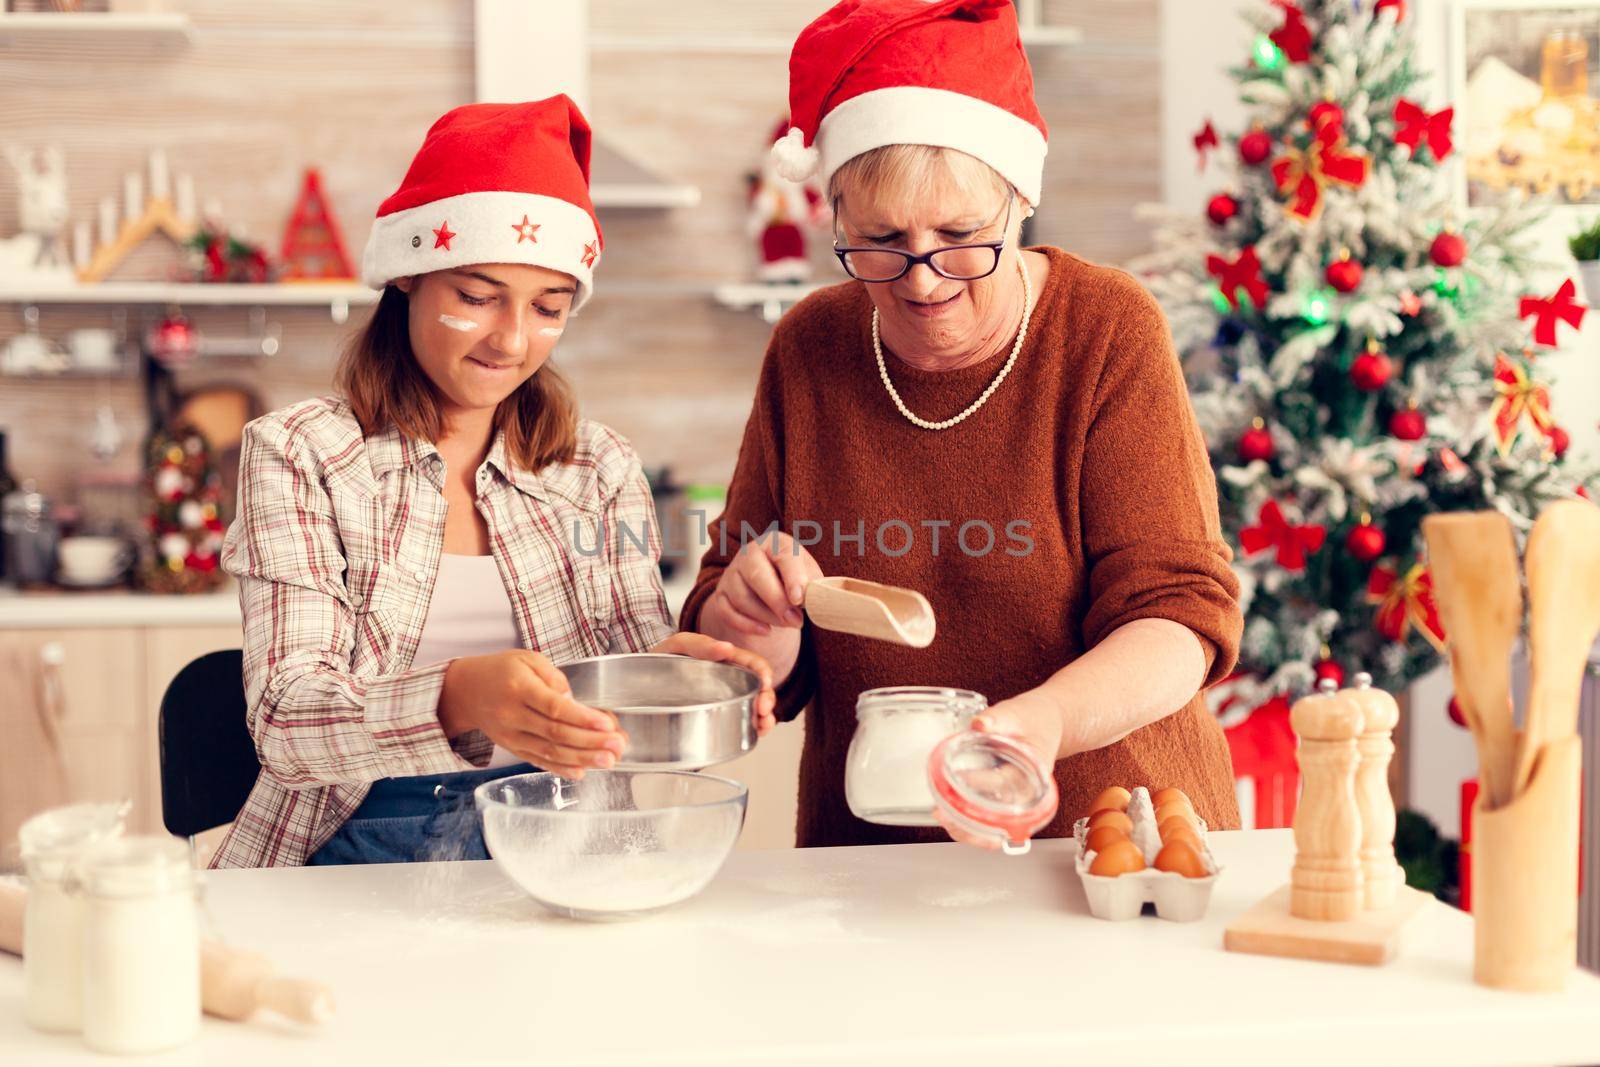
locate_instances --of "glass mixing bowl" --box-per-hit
[475,770,747,921]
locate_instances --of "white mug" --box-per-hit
[65,329,120,371]
[57,536,131,585]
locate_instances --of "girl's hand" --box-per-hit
[934,691,1063,851]
[437,650,625,779]
[651,632,779,737]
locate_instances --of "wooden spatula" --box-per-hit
[1422,511,1522,809]
[804,577,936,648]
[1512,499,1600,798]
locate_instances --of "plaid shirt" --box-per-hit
[209,397,673,868]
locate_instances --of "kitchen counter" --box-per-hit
[3,830,1599,1066]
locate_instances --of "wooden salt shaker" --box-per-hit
[1350,672,1404,911]
[1290,680,1365,922]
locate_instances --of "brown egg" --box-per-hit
[1154,839,1210,879]
[1087,809,1134,836]
[1087,785,1131,818]
[1155,802,1197,829]
[1089,838,1147,877]
[1151,787,1191,810]
[1158,815,1197,841]
[1085,825,1129,854]
[1160,823,1204,851]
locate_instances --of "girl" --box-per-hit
[211,97,774,868]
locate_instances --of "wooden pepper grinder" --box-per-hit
[1290,680,1365,922]
[1350,672,1404,911]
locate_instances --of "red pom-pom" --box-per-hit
[1429,231,1467,267]
[1389,406,1427,441]
[1325,255,1363,293]
[1239,129,1274,166]
[1350,347,1394,392]
[1447,696,1467,729]
[1238,421,1275,463]
[1345,521,1386,562]
[1548,425,1571,458]
[1207,193,1239,226]
[1314,658,1346,688]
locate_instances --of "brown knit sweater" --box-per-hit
[681,247,1244,846]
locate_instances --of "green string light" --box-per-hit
[1209,285,1233,314]
[1303,287,1334,325]
[1253,35,1286,71]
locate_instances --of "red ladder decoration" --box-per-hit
[280,168,355,280]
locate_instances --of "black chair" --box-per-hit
[158,649,260,845]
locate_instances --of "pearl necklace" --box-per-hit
[872,251,1034,431]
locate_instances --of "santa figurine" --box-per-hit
[746,117,830,282]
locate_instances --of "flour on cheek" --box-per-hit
[438,314,481,332]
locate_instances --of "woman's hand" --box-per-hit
[698,532,823,683]
[934,690,1064,852]
[437,650,625,779]
[651,632,778,737]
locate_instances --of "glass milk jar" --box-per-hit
[80,836,202,1055]
[845,687,986,826]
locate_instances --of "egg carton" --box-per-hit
[1072,786,1222,922]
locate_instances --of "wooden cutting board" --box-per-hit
[1223,884,1430,966]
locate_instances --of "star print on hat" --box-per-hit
[361,95,604,309]
[772,0,1049,206]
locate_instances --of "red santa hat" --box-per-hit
[771,0,1048,206]
[361,96,604,309]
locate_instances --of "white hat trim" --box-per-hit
[361,190,601,311]
[815,86,1047,206]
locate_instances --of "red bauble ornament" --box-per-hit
[1325,254,1363,293]
[1345,520,1386,563]
[1548,424,1571,458]
[1375,0,1406,23]
[1429,230,1467,267]
[1207,193,1240,226]
[1308,100,1345,134]
[1447,696,1467,729]
[1238,419,1275,463]
[1389,405,1427,441]
[1313,658,1346,688]
[1350,344,1394,392]
[1239,128,1273,166]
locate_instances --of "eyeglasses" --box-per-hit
[833,199,1013,283]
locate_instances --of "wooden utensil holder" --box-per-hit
[1473,733,1582,992]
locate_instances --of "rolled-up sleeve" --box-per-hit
[222,417,480,788]
[1077,288,1242,687]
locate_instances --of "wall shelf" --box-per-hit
[0,11,194,50]
[0,281,377,323]
[712,281,827,323]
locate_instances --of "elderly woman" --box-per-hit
[681,0,1244,848]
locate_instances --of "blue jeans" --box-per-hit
[307,763,535,866]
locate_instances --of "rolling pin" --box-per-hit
[1,881,333,1025]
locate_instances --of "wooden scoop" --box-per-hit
[1512,499,1600,798]
[1422,512,1522,809]
[803,577,936,648]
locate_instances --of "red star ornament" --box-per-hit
[511,215,540,244]
[1239,499,1326,571]
[581,241,600,269]
[1519,278,1588,347]
[432,221,456,250]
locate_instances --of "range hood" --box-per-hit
[473,0,700,209]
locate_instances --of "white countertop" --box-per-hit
[3,830,1598,1066]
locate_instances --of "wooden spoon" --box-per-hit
[803,577,936,648]
[1422,511,1522,809]
[1512,499,1600,798]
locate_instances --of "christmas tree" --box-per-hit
[1136,0,1599,708]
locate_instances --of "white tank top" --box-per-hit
[410,553,525,769]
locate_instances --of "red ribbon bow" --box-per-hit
[1519,278,1588,347]
[1489,352,1554,454]
[1269,1,1313,62]
[1239,500,1326,571]
[1366,563,1446,651]
[1207,245,1269,312]
[1271,114,1369,221]
[1392,98,1454,162]
[1193,119,1219,171]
